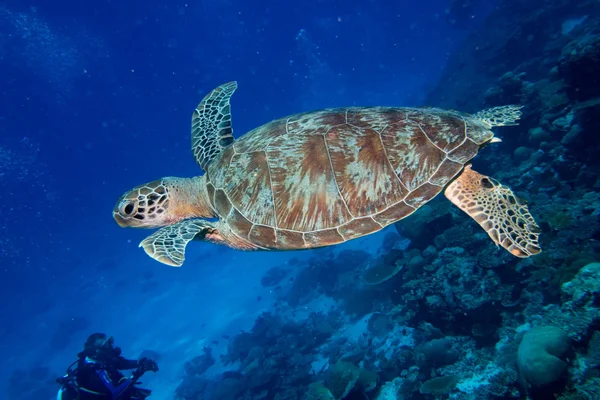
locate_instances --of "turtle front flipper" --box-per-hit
[444,165,541,258]
[139,219,220,266]
[191,81,238,171]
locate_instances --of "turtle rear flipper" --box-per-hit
[140,219,220,266]
[474,105,523,127]
[191,81,238,170]
[444,165,541,258]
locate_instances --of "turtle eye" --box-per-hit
[121,201,135,215]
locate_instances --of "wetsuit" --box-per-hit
[75,354,139,400]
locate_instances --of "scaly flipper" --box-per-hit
[474,105,523,127]
[191,81,237,170]
[444,165,541,258]
[139,219,220,266]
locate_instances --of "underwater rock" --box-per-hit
[422,245,437,260]
[561,262,600,302]
[303,382,335,400]
[535,78,570,118]
[394,202,453,251]
[208,310,342,399]
[287,250,371,306]
[325,361,361,399]
[560,123,583,145]
[211,377,245,400]
[551,112,574,133]
[528,127,551,144]
[434,224,478,252]
[366,313,394,337]
[453,362,519,398]
[362,261,403,285]
[416,338,460,368]
[484,368,519,397]
[407,254,425,272]
[175,376,209,400]
[517,326,571,388]
[374,377,403,400]
[559,35,600,102]
[583,331,600,370]
[324,360,377,399]
[184,347,215,376]
[513,146,533,163]
[535,261,600,341]
[484,71,537,107]
[419,375,460,395]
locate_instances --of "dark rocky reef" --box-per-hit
[559,35,600,103]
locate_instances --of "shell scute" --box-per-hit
[346,107,405,132]
[381,120,446,191]
[404,182,443,209]
[304,229,345,247]
[248,224,277,248]
[206,181,215,199]
[448,138,479,164]
[338,217,382,241]
[326,124,407,217]
[429,159,464,186]
[287,110,346,136]
[234,119,287,153]
[275,229,305,249]
[406,109,466,152]
[207,145,234,188]
[372,201,416,227]
[226,207,253,239]
[266,133,352,232]
[223,151,275,226]
[214,188,232,217]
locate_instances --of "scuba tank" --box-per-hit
[56,360,80,400]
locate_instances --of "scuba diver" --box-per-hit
[56,333,159,400]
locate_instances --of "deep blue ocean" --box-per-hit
[2,0,599,399]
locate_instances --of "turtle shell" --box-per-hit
[205,107,489,250]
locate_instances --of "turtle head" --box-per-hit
[113,177,198,228]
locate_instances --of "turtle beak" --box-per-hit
[490,137,502,143]
[113,212,128,227]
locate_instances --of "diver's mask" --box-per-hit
[95,336,122,361]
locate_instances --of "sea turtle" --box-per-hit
[113,82,541,266]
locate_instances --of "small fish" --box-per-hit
[211,340,219,345]
[257,296,262,301]
[222,335,230,339]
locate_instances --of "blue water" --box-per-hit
[4,0,598,399]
